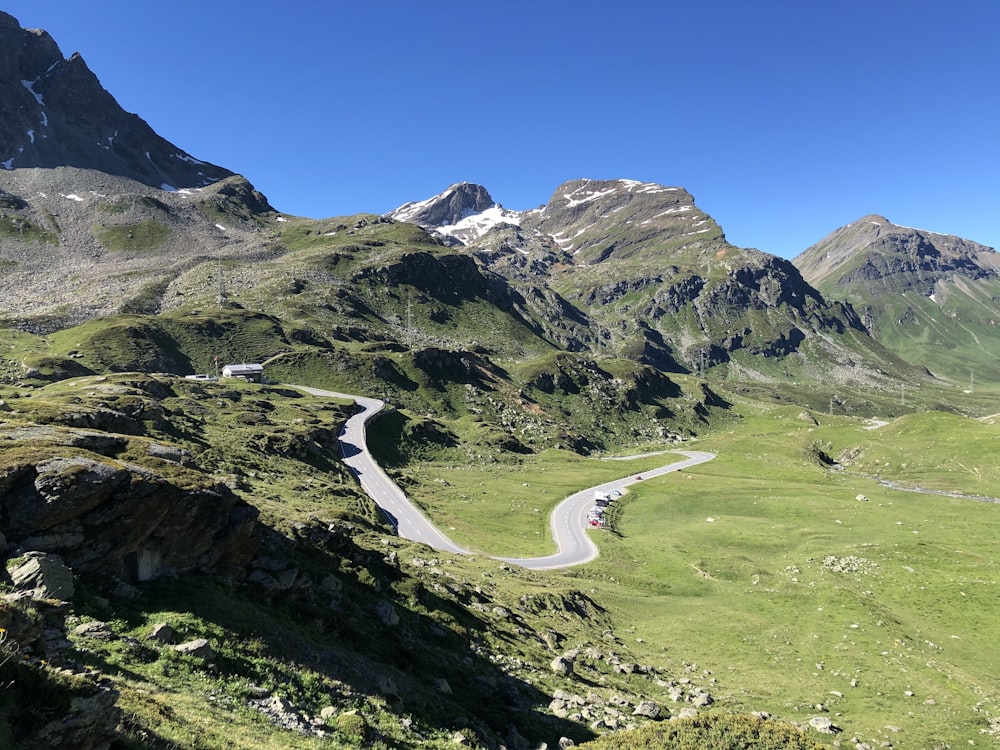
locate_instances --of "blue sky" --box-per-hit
[5,1,999,258]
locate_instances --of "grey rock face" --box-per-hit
[0,11,233,189]
[8,551,74,600]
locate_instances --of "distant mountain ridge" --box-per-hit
[385,178,913,387]
[794,214,998,293]
[0,7,950,394]
[794,215,1000,380]
[0,11,232,189]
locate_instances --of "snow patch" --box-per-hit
[564,186,618,207]
[276,216,288,222]
[160,183,178,192]
[62,194,84,202]
[215,224,227,232]
[639,205,693,225]
[1,158,14,170]
[21,79,44,106]
[173,153,205,165]
[40,111,48,127]
[618,179,679,194]
[27,130,35,144]
[434,204,521,243]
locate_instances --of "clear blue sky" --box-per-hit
[5,1,999,258]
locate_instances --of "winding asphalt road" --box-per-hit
[294,385,715,570]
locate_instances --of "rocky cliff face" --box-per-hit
[0,11,232,189]
[795,214,999,294]
[388,178,888,382]
[793,215,1000,380]
[0,427,259,584]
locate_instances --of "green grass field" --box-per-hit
[393,404,1000,747]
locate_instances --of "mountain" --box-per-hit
[388,179,917,390]
[387,182,521,245]
[794,214,1000,381]
[0,11,232,189]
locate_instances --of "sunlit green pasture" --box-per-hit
[574,409,1000,748]
[395,449,685,557]
[398,405,1000,747]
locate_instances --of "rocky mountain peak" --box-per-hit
[0,11,233,190]
[795,214,999,293]
[389,182,496,226]
[387,182,521,245]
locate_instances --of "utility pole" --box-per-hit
[217,254,226,306]
[406,293,413,350]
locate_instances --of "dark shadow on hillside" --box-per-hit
[82,521,599,748]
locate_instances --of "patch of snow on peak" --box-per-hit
[27,130,35,144]
[160,184,178,192]
[435,204,520,243]
[564,185,618,207]
[215,224,227,232]
[1,158,14,170]
[618,179,678,194]
[391,190,449,224]
[62,194,84,202]
[21,79,44,106]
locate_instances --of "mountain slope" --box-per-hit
[794,214,1000,381]
[0,11,232,189]
[390,179,920,393]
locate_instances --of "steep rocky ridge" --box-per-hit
[390,179,916,391]
[794,215,1000,380]
[0,11,232,189]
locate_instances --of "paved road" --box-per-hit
[293,385,715,569]
[295,385,468,555]
[497,450,716,570]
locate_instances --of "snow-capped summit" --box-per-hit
[387,182,520,245]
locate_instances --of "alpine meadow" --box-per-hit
[0,10,998,750]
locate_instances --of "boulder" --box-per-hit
[551,655,574,676]
[0,444,258,583]
[9,552,74,600]
[633,700,661,719]
[174,638,215,660]
[808,716,840,734]
[146,622,174,644]
[73,620,116,640]
[375,600,400,626]
[27,677,121,750]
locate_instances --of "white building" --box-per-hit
[221,363,264,383]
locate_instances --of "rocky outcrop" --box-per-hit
[389,182,497,228]
[1,438,258,583]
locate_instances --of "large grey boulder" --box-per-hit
[9,551,74,600]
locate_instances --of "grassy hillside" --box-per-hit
[385,400,1000,748]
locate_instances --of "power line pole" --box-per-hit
[217,254,226,305]
[406,293,413,349]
